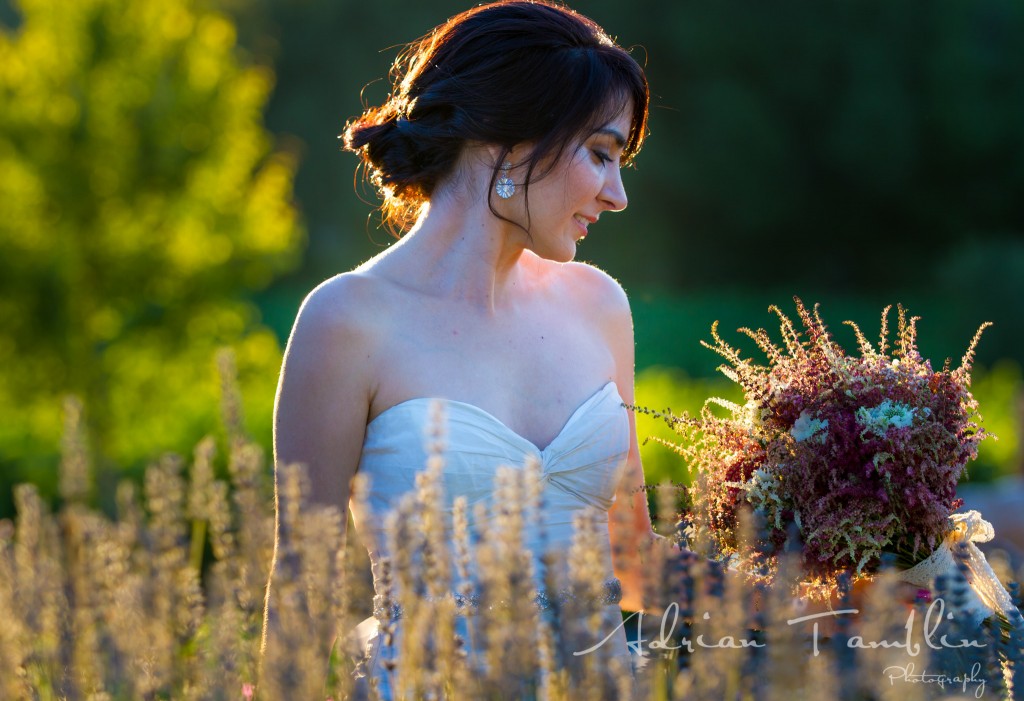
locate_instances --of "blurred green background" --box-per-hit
[1,0,1022,519]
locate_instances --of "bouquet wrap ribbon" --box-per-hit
[896,510,1023,629]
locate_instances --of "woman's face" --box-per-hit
[515,106,632,263]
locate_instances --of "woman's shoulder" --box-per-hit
[555,261,631,317]
[539,261,634,356]
[290,271,396,349]
[298,272,375,323]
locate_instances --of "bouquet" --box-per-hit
[655,298,1022,628]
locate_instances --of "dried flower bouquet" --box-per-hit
[649,299,1022,630]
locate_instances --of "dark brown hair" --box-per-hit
[343,0,649,232]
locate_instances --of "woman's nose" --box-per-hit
[601,168,628,212]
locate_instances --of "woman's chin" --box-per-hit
[549,251,577,264]
[532,241,578,264]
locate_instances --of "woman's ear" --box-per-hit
[486,143,534,170]
[484,145,515,175]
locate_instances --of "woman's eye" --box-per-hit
[592,150,613,164]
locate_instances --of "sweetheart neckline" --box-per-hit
[365,381,622,454]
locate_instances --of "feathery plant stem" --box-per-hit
[0,346,1019,698]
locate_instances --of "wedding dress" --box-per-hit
[349,381,635,698]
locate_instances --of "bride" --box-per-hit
[261,1,657,697]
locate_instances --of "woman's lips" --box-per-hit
[574,214,596,238]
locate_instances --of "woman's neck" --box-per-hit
[372,189,536,315]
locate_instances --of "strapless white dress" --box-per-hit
[349,381,634,698]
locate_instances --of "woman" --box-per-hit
[262,1,657,697]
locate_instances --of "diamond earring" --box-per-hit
[495,161,515,199]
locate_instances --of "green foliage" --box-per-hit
[574,0,1024,292]
[634,366,741,489]
[0,0,302,513]
[971,360,1023,483]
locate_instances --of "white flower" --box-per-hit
[791,411,829,443]
[736,467,786,530]
[738,400,764,428]
[856,400,916,437]
[769,377,792,400]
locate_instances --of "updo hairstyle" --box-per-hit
[342,0,649,232]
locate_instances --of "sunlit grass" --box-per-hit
[0,354,1021,699]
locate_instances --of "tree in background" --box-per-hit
[0,0,303,512]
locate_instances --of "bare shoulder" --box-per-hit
[274,271,393,492]
[282,271,394,402]
[291,271,385,339]
[557,261,632,325]
[555,262,635,389]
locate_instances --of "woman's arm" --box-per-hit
[258,274,379,693]
[608,440,657,613]
[585,268,657,613]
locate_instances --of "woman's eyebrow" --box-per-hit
[595,128,627,147]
